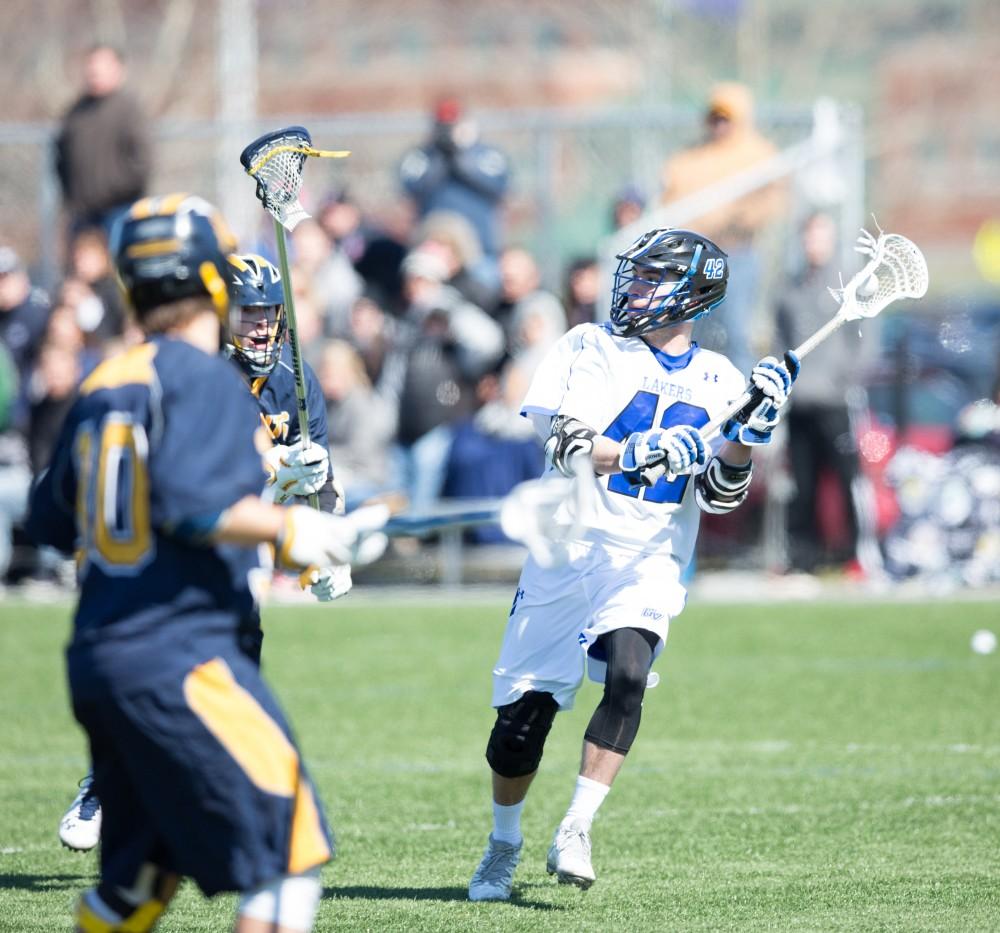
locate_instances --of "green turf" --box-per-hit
[1,595,998,932]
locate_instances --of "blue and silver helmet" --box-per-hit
[610,227,728,337]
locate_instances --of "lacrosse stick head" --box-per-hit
[499,454,593,568]
[239,126,350,231]
[346,503,391,566]
[500,476,573,568]
[836,230,929,322]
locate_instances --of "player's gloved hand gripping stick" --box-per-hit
[705,227,929,445]
[240,126,350,509]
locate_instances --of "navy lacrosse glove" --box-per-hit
[722,351,800,446]
[620,424,707,487]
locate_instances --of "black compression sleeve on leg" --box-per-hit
[584,627,659,754]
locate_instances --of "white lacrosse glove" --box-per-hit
[263,441,330,503]
[331,476,347,515]
[300,563,353,602]
[276,504,389,572]
[619,424,707,487]
[723,352,800,446]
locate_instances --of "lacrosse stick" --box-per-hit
[382,454,595,569]
[240,126,350,509]
[701,228,929,443]
[499,452,593,567]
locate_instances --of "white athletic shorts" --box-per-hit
[492,538,688,711]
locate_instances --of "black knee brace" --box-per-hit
[486,691,558,778]
[584,627,659,755]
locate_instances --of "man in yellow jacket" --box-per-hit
[660,83,786,376]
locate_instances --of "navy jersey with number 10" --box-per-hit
[27,337,267,695]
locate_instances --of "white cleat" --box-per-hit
[469,834,522,902]
[546,819,596,889]
[59,775,102,852]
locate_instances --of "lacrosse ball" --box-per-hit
[971,629,997,655]
[857,274,879,298]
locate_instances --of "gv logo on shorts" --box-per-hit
[641,608,663,622]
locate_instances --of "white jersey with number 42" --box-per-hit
[521,322,746,568]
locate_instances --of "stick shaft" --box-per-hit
[793,312,848,360]
[701,309,852,442]
[273,218,320,509]
[385,506,501,537]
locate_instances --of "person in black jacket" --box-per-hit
[54,44,152,240]
[381,246,505,513]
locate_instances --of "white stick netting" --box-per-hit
[246,133,312,231]
[839,230,930,320]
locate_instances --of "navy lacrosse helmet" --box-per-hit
[111,193,237,322]
[226,253,287,377]
[610,227,729,337]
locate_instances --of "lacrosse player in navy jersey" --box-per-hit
[225,253,352,658]
[28,194,387,933]
[56,253,348,852]
[469,227,799,901]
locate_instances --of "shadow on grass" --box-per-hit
[0,872,90,892]
[324,883,564,910]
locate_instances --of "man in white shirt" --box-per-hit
[468,227,799,901]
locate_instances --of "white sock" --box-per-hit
[563,775,610,830]
[492,800,524,845]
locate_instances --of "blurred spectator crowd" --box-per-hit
[1,61,998,590]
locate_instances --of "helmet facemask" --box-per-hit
[611,261,693,337]
[229,302,286,376]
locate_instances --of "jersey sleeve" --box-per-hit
[520,325,613,439]
[24,408,80,553]
[150,358,265,531]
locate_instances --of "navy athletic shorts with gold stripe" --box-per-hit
[72,648,333,896]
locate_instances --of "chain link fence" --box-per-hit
[0,102,852,290]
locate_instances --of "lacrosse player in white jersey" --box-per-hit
[469,227,800,901]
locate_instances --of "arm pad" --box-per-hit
[695,456,753,514]
[543,415,596,477]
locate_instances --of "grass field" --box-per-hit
[1,593,998,932]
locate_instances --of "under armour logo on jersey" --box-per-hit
[260,411,290,442]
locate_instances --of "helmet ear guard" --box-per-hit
[610,228,728,337]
